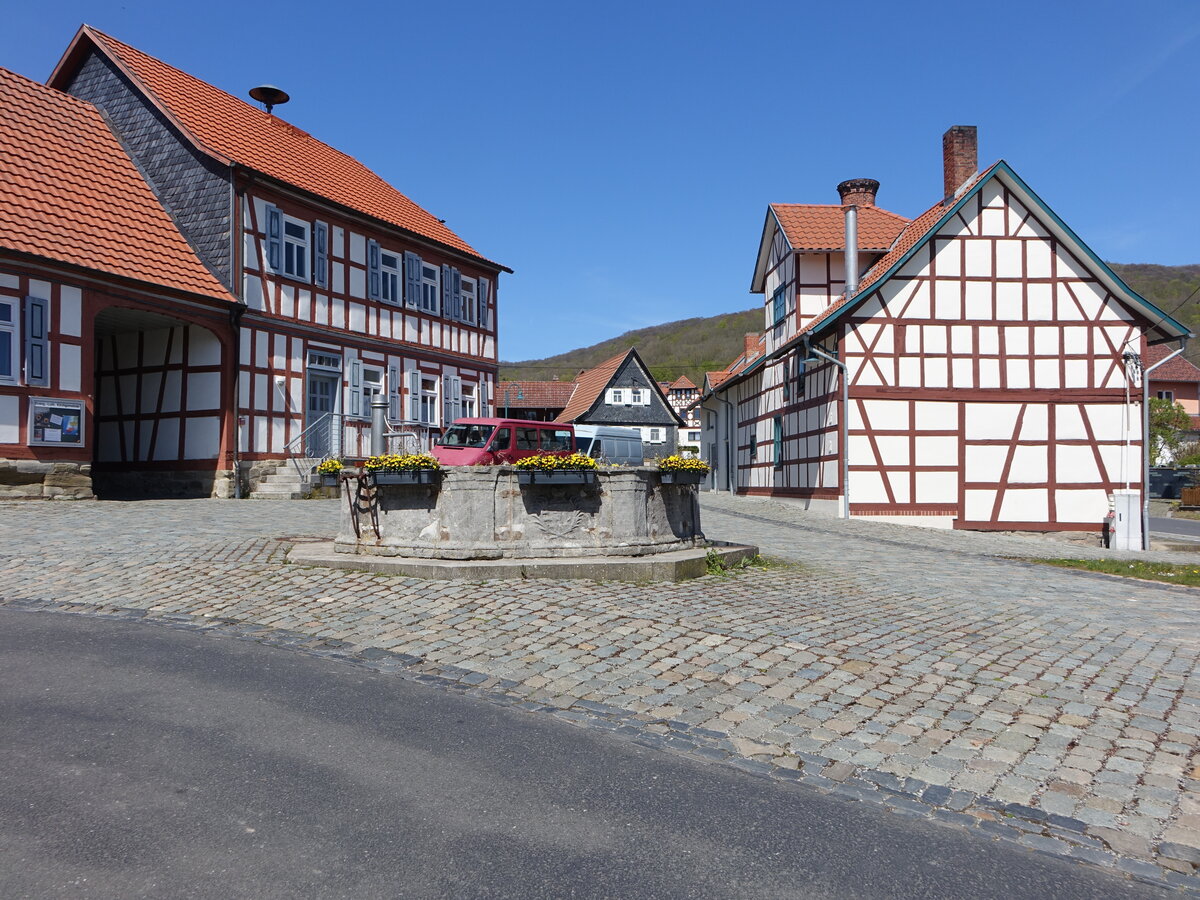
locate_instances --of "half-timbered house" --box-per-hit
[700,126,1189,538]
[0,26,508,498]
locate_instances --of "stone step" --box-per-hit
[248,492,307,500]
[261,471,312,485]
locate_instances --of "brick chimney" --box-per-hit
[942,125,977,202]
[836,178,879,207]
[744,333,761,358]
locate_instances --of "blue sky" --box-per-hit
[5,1,1199,362]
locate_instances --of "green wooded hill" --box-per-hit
[500,308,763,387]
[499,264,1200,386]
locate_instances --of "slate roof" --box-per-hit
[772,203,908,252]
[1146,344,1200,382]
[556,350,630,423]
[0,66,232,300]
[53,26,500,268]
[495,380,576,409]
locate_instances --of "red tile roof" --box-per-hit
[772,203,908,252]
[556,350,630,423]
[1146,344,1200,382]
[669,375,697,390]
[804,167,996,336]
[64,27,497,266]
[0,66,232,300]
[495,380,577,409]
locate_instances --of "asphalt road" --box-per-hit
[1150,515,1200,540]
[0,609,1166,900]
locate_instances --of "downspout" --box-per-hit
[806,335,850,519]
[1141,339,1188,550]
[230,177,246,499]
[715,392,736,494]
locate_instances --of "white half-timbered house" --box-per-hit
[700,126,1189,539]
[0,26,508,499]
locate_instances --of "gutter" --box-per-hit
[1141,339,1188,550]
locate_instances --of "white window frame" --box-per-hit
[380,251,401,305]
[1157,390,1176,402]
[0,297,17,384]
[462,382,477,418]
[307,349,342,373]
[421,264,440,314]
[648,427,662,443]
[459,275,477,324]
[630,388,643,404]
[363,366,385,408]
[282,215,310,281]
[610,389,624,405]
[420,375,439,426]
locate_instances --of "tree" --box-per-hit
[1149,397,1192,465]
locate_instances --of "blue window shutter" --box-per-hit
[388,365,400,421]
[782,357,790,401]
[408,369,420,421]
[404,252,421,308]
[479,278,491,329]
[24,295,49,387]
[367,240,381,300]
[313,222,328,288]
[441,265,452,318]
[451,268,463,321]
[349,358,363,418]
[266,205,282,271]
[443,374,453,425]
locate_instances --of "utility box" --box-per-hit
[1110,489,1142,551]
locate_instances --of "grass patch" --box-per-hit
[1025,558,1200,587]
[704,550,787,577]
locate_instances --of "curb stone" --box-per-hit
[1,594,1195,894]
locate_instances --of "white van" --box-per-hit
[573,425,644,465]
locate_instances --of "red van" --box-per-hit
[432,418,576,466]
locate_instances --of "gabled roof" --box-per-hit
[555,348,684,425]
[669,375,697,390]
[556,350,630,423]
[0,66,232,301]
[1146,344,1200,382]
[50,26,505,270]
[495,380,577,409]
[803,162,1190,344]
[752,203,909,292]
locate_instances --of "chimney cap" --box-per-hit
[837,178,880,206]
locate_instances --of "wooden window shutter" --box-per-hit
[453,376,463,422]
[23,296,49,387]
[367,240,381,300]
[479,278,491,329]
[451,269,463,321]
[441,265,452,318]
[388,365,400,421]
[266,205,283,271]
[443,374,453,425]
[407,369,420,422]
[404,252,421,308]
[348,358,363,418]
[313,222,329,288]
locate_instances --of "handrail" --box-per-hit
[283,412,344,476]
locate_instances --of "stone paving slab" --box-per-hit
[0,496,1197,890]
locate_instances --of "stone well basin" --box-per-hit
[336,466,703,560]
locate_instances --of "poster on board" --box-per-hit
[29,398,85,447]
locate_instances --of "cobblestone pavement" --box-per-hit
[1,496,1198,891]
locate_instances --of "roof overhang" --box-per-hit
[806,161,1191,346]
[750,207,789,294]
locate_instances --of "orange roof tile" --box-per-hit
[772,203,908,252]
[556,350,631,423]
[0,67,232,300]
[804,167,996,335]
[68,27,497,267]
[496,380,577,409]
[669,375,697,390]
[1146,343,1200,382]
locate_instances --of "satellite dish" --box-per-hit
[249,85,290,114]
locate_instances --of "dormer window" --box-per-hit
[283,216,309,280]
[630,388,642,404]
[610,389,624,404]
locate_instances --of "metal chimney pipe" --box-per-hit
[844,204,859,298]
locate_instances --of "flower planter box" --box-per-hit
[370,470,440,486]
[517,470,597,486]
[660,471,705,485]
[320,473,341,487]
